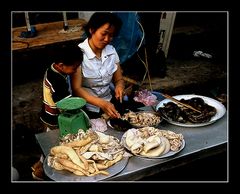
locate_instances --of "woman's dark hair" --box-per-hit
[53,45,83,66]
[84,12,122,38]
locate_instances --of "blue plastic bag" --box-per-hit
[112,12,144,64]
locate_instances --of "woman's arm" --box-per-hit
[113,63,125,103]
[71,66,101,105]
[71,66,120,118]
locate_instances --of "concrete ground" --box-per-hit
[12,18,228,181]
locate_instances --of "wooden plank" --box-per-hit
[12,19,87,51]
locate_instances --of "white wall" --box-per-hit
[78,12,94,21]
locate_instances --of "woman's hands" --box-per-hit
[99,99,121,119]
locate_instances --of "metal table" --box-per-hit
[35,111,228,182]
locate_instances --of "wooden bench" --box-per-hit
[12,19,87,52]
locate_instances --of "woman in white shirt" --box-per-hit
[71,12,124,119]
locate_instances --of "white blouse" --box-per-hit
[78,38,120,112]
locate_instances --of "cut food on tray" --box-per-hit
[156,94,226,127]
[121,127,185,158]
[44,129,129,181]
[121,110,162,128]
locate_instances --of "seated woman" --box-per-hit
[71,12,125,119]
